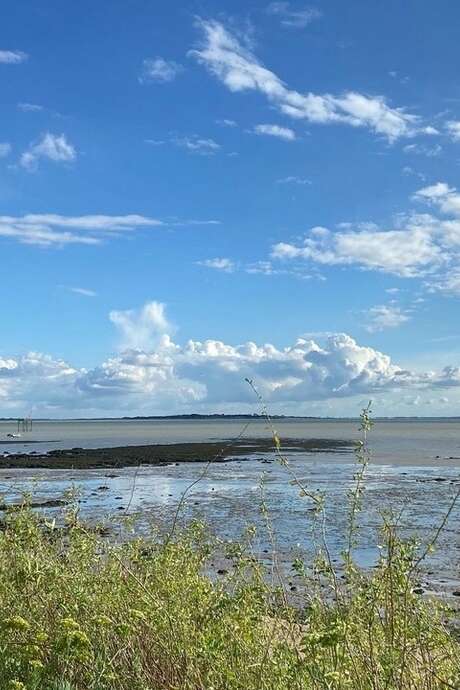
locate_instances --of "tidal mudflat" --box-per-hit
[1,448,459,602]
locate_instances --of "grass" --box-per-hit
[0,407,459,689]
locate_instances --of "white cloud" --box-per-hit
[173,135,221,154]
[266,2,322,28]
[1,303,460,416]
[109,301,173,351]
[0,213,163,247]
[139,57,183,83]
[253,123,296,140]
[198,257,235,272]
[146,134,221,154]
[413,181,460,217]
[276,175,311,185]
[0,50,27,64]
[191,20,426,142]
[402,166,426,182]
[364,304,410,332]
[403,142,442,157]
[20,132,76,171]
[425,270,460,297]
[67,287,98,297]
[270,183,460,287]
[271,224,441,278]
[0,143,11,158]
[446,120,460,142]
[216,118,237,127]
[18,102,44,112]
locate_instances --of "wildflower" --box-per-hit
[3,616,30,632]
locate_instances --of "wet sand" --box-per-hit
[0,437,354,469]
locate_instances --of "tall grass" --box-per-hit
[0,407,459,689]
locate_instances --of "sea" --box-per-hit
[1,417,460,464]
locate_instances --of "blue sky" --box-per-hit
[1,0,460,417]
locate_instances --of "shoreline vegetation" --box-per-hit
[0,438,353,468]
[1,409,460,688]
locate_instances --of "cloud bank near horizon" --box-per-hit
[0,302,458,418]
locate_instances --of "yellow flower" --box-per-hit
[3,616,30,632]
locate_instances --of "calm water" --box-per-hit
[1,417,460,465]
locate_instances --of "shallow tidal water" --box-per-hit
[0,451,459,598]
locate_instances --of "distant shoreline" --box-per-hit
[1,415,460,422]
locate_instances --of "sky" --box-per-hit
[1,0,460,418]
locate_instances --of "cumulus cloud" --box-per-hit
[364,305,410,332]
[139,57,183,83]
[1,304,460,416]
[270,183,460,288]
[413,182,460,216]
[191,20,425,142]
[0,213,163,247]
[198,257,235,272]
[109,301,173,351]
[266,2,322,28]
[271,224,441,278]
[0,50,27,64]
[253,124,296,140]
[20,132,76,171]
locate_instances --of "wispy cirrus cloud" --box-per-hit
[173,135,221,154]
[266,2,322,28]
[403,142,442,157]
[17,102,44,112]
[0,214,163,247]
[253,123,296,140]
[0,49,28,64]
[191,20,429,142]
[146,134,221,155]
[20,132,76,171]
[276,175,311,185]
[216,118,237,127]
[66,287,98,298]
[139,57,184,83]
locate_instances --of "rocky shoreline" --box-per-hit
[0,437,354,469]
